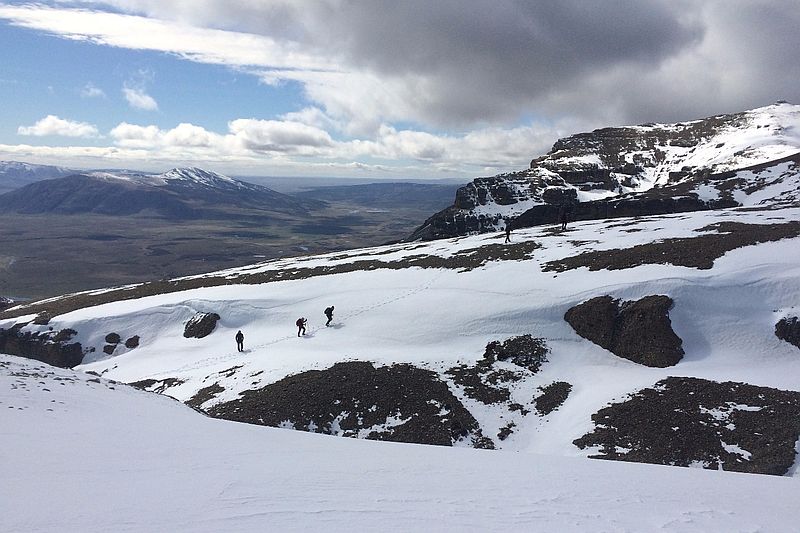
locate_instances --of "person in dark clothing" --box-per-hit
[296,317,307,336]
[504,222,512,243]
[558,203,569,231]
[324,306,335,326]
[235,330,244,352]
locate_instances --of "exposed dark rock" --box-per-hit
[102,344,116,355]
[129,377,185,394]
[33,312,51,325]
[0,323,83,368]
[186,383,225,408]
[124,335,140,349]
[446,363,514,404]
[105,332,121,344]
[183,312,221,339]
[573,377,800,475]
[545,221,800,272]
[484,334,550,372]
[0,297,14,311]
[497,422,516,441]
[52,328,77,343]
[446,335,543,405]
[534,382,573,415]
[208,361,492,448]
[564,295,684,367]
[775,316,800,350]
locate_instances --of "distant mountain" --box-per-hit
[296,182,461,211]
[0,167,323,219]
[410,102,800,240]
[0,161,75,194]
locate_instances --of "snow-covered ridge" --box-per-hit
[87,166,257,190]
[414,102,800,239]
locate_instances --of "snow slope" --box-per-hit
[4,203,800,461]
[3,353,799,533]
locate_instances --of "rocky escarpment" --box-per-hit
[564,295,684,367]
[574,377,800,475]
[408,103,800,241]
[207,361,494,448]
[0,324,84,368]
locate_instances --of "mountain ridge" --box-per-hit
[409,102,800,240]
[0,167,322,219]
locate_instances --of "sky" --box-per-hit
[0,1,798,180]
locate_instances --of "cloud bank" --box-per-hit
[1,0,798,176]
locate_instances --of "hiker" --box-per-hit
[235,330,244,352]
[324,306,335,327]
[558,203,569,231]
[504,221,512,243]
[296,317,307,337]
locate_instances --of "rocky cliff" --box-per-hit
[409,102,800,240]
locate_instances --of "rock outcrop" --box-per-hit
[574,377,800,475]
[208,361,493,448]
[183,312,221,339]
[408,103,800,241]
[0,324,84,368]
[564,295,684,367]
[775,316,800,350]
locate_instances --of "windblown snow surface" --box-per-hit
[3,202,800,530]
[3,354,800,532]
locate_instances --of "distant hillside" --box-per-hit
[0,167,322,219]
[0,161,75,194]
[296,182,461,211]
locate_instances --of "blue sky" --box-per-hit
[0,1,797,179]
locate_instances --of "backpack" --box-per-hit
[325,307,333,316]
[296,318,305,327]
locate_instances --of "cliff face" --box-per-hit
[409,102,800,240]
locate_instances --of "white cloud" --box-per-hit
[17,115,100,138]
[228,119,334,153]
[80,82,105,98]
[109,122,162,147]
[123,86,158,111]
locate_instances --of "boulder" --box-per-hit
[565,295,684,367]
[124,335,140,349]
[104,332,121,344]
[775,316,800,350]
[183,312,221,339]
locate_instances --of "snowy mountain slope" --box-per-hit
[3,202,800,472]
[410,102,800,239]
[0,160,74,194]
[3,353,800,533]
[0,167,321,218]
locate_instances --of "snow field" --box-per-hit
[3,354,800,533]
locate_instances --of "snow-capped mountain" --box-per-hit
[0,160,74,194]
[0,167,322,218]
[410,102,800,240]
